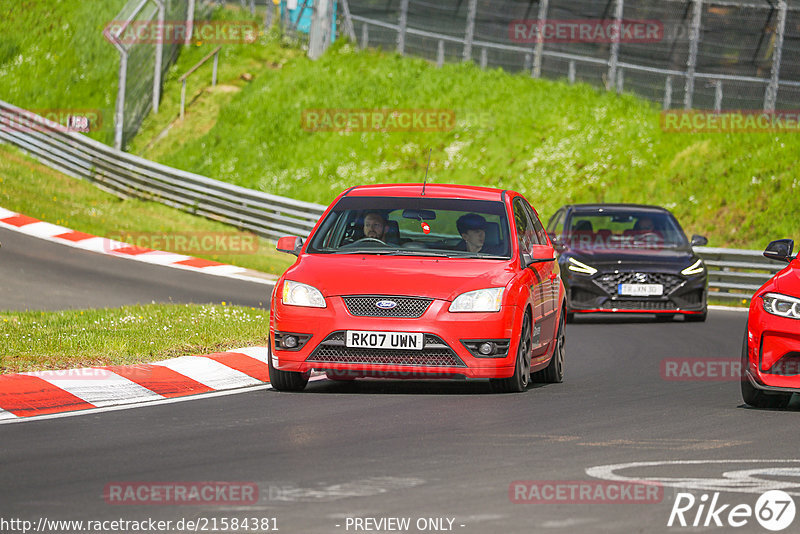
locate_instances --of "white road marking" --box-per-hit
[230,347,270,363]
[587,459,800,496]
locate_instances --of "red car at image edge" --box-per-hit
[268,184,566,393]
[742,239,800,408]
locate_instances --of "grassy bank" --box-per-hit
[0,144,294,275]
[0,303,268,374]
[132,34,799,250]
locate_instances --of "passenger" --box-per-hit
[455,213,503,254]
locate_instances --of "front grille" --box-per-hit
[594,272,684,295]
[601,299,675,311]
[307,332,465,367]
[343,296,433,318]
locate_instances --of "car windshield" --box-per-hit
[307,196,512,258]
[564,210,688,249]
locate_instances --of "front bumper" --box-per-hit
[745,301,800,392]
[564,269,707,315]
[270,296,522,379]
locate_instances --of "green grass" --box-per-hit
[0,304,269,373]
[0,0,129,145]
[0,144,294,275]
[132,33,799,251]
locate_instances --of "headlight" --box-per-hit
[449,288,504,313]
[762,293,800,320]
[681,259,705,275]
[567,257,597,275]
[282,280,326,308]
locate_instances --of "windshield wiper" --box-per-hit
[385,250,454,257]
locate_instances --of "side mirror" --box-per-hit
[691,234,708,247]
[276,236,304,256]
[523,244,556,267]
[764,239,794,263]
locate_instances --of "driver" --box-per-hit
[634,216,655,231]
[363,212,388,242]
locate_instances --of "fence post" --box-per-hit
[616,67,624,94]
[212,50,219,86]
[361,22,369,48]
[249,0,255,16]
[764,0,787,112]
[463,0,478,62]
[186,0,195,44]
[397,0,409,54]
[339,0,357,42]
[437,40,445,67]
[532,0,549,78]
[114,51,128,150]
[607,0,624,91]
[663,75,673,110]
[684,0,702,109]
[152,0,165,114]
[714,81,722,112]
[480,47,488,68]
[568,60,575,84]
[180,79,187,120]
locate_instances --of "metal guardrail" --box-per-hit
[0,100,326,240]
[695,246,786,301]
[0,101,788,301]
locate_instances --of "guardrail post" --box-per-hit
[663,75,673,110]
[607,0,624,91]
[153,0,165,114]
[568,60,575,84]
[397,0,409,54]
[249,0,255,16]
[480,47,488,69]
[764,0,787,112]
[463,0,478,62]
[616,67,624,94]
[532,0,549,78]
[212,50,219,86]
[713,80,722,112]
[684,0,702,109]
[437,40,445,67]
[524,52,532,72]
[180,79,187,120]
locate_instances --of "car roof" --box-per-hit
[344,183,507,201]
[564,203,673,214]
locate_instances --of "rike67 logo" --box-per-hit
[668,490,796,531]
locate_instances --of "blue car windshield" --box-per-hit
[307,196,512,258]
[564,210,688,249]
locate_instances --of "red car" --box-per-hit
[268,184,566,393]
[741,239,800,408]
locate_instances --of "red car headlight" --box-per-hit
[449,288,504,313]
[282,280,327,308]
[762,292,800,320]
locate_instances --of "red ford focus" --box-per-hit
[741,239,800,408]
[268,184,566,393]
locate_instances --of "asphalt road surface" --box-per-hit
[0,228,273,311]
[4,307,800,533]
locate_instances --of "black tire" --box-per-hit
[268,338,309,392]
[740,330,791,408]
[490,312,532,393]
[533,311,565,384]
[655,314,674,322]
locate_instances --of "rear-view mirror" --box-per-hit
[277,236,304,256]
[764,239,794,263]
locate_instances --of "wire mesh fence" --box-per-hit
[345,0,800,112]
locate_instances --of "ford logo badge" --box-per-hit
[376,300,398,310]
